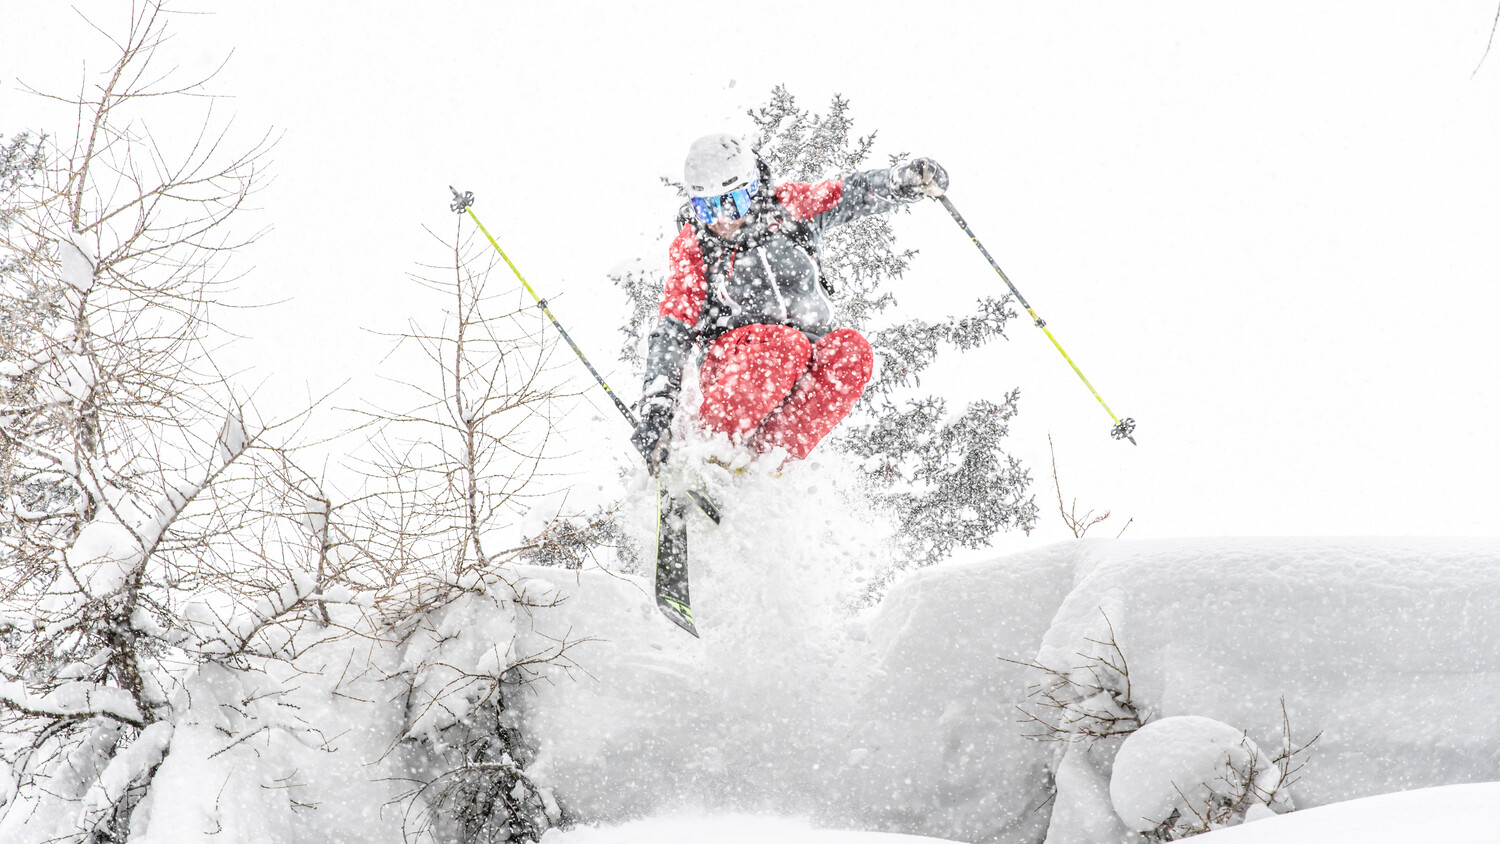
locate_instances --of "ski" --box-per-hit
[684,487,721,524]
[654,480,698,637]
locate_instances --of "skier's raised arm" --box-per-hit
[777,156,950,234]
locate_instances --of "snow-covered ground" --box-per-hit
[6,456,1498,842]
[541,782,1500,843]
[495,471,1500,843]
[544,813,965,843]
[1194,782,1500,843]
[5,427,1497,843]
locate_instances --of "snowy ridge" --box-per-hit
[508,534,1500,842]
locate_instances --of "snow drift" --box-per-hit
[536,782,1500,844]
[510,535,1500,843]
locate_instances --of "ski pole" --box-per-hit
[936,194,1137,445]
[449,187,722,522]
[450,187,637,426]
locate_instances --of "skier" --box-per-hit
[630,133,949,472]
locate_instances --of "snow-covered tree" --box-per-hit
[339,223,585,841]
[2,9,583,838]
[0,5,336,840]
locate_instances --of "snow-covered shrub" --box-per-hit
[384,573,576,844]
[1109,715,1295,839]
[380,558,578,844]
[337,227,592,843]
[1008,607,1146,844]
[393,580,571,842]
[1007,608,1142,745]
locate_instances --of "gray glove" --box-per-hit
[630,402,674,473]
[891,157,949,199]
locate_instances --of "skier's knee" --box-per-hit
[816,329,874,391]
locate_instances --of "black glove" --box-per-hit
[891,157,949,200]
[630,402,674,473]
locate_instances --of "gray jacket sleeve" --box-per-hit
[805,166,920,234]
[639,315,694,414]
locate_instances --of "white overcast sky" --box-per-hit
[5,2,1499,549]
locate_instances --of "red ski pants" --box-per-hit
[698,324,874,460]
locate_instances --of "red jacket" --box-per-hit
[640,166,913,411]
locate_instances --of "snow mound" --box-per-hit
[1195,781,1500,843]
[1110,715,1284,834]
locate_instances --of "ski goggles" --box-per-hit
[689,178,759,226]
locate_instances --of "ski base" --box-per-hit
[654,485,698,637]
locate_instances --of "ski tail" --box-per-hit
[654,480,698,637]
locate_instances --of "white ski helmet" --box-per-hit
[684,133,758,198]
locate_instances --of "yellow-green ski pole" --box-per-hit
[450,186,637,426]
[937,194,1136,445]
[448,187,722,523]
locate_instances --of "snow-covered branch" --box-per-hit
[0,680,145,728]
